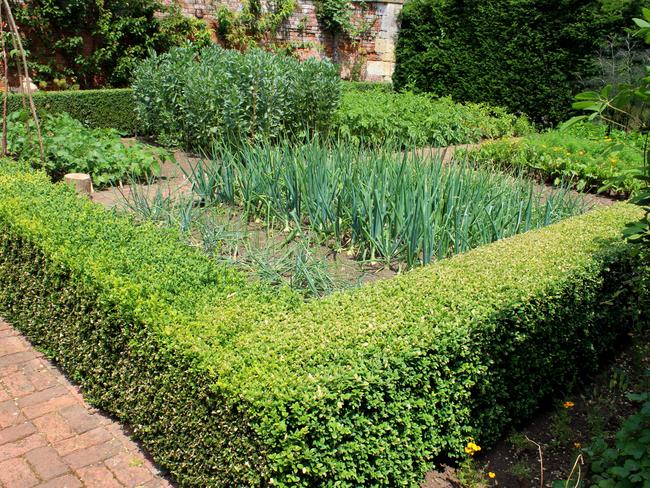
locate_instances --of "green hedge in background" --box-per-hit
[393,0,649,124]
[0,163,645,486]
[7,89,137,134]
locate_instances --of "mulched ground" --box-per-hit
[422,329,650,487]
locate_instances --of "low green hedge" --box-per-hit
[0,162,645,486]
[7,89,137,134]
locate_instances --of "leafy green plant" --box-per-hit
[464,122,644,194]
[132,45,341,150]
[7,112,164,187]
[586,393,650,486]
[0,163,643,486]
[334,89,533,147]
[11,0,212,88]
[187,139,587,267]
[508,461,534,482]
[215,0,296,50]
[565,8,650,249]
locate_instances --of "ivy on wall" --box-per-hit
[10,0,211,88]
[214,0,297,50]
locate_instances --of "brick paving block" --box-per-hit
[0,336,29,356]
[53,427,113,457]
[64,439,121,469]
[60,404,100,434]
[33,412,77,444]
[21,358,51,375]
[18,385,69,409]
[0,398,23,428]
[0,420,36,445]
[1,321,174,487]
[0,327,18,338]
[105,452,155,487]
[23,394,78,420]
[0,456,40,488]
[76,465,123,487]
[141,478,174,488]
[0,350,37,368]
[28,367,59,392]
[0,433,47,461]
[37,474,83,488]
[106,424,142,453]
[4,370,37,397]
[26,446,70,480]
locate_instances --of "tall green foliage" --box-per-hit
[132,45,341,150]
[393,0,649,124]
[11,0,212,88]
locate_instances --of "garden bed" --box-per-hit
[0,160,644,486]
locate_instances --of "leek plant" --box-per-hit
[186,140,588,267]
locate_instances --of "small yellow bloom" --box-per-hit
[574,442,581,449]
[488,471,496,479]
[464,441,482,456]
[563,401,575,409]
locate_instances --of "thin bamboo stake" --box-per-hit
[0,7,8,155]
[1,0,44,163]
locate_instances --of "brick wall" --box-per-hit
[163,0,402,81]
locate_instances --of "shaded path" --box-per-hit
[0,319,173,488]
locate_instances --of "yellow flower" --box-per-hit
[464,441,482,456]
[563,401,575,409]
[574,442,581,449]
[488,471,496,479]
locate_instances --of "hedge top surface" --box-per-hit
[0,163,638,399]
[197,202,639,392]
[0,166,298,332]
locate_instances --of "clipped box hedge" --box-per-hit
[7,89,137,134]
[0,163,645,486]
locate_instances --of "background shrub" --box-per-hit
[0,164,644,486]
[132,45,341,150]
[334,89,533,146]
[393,0,649,124]
[7,89,137,134]
[7,112,164,187]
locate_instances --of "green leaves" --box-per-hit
[6,111,163,188]
[0,164,644,486]
[334,88,533,147]
[587,394,650,486]
[132,46,341,151]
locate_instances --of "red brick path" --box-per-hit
[0,318,174,488]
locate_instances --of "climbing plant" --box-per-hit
[10,0,212,88]
[214,0,297,50]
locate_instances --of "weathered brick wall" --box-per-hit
[163,0,402,81]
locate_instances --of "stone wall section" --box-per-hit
[163,0,402,81]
